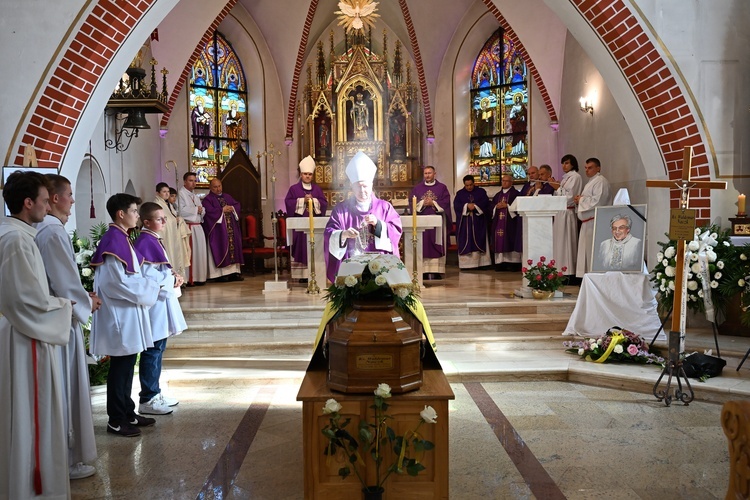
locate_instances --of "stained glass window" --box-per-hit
[469,28,529,186]
[188,32,248,185]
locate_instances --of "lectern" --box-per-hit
[509,195,567,298]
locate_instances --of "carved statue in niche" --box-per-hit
[389,113,406,159]
[347,88,371,140]
[315,116,331,160]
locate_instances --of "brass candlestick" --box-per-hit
[307,239,321,294]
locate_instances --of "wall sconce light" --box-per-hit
[579,95,594,114]
[105,56,169,152]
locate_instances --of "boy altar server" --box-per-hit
[134,202,187,415]
[90,194,160,437]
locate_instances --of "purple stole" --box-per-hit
[202,192,244,268]
[453,187,490,255]
[410,181,451,259]
[284,182,328,265]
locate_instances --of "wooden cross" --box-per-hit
[646,146,726,405]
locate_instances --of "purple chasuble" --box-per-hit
[491,188,519,254]
[91,224,142,274]
[284,181,328,265]
[134,230,171,267]
[453,187,490,255]
[202,191,244,268]
[409,181,451,259]
[324,196,403,282]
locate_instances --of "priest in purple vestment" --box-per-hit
[453,175,491,269]
[202,178,244,282]
[324,151,403,283]
[285,156,328,281]
[490,173,521,269]
[518,165,539,196]
[409,165,451,279]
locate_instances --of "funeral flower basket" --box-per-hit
[522,256,566,292]
[321,383,437,496]
[324,254,418,318]
[564,327,664,365]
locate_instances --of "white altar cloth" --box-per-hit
[563,272,666,341]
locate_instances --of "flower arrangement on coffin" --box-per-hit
[564,327,664,365]
[321,383,437,496]
[72,222,109,386]
[522,256,567,293]
[324,254,418,318]
[650,225,747,320]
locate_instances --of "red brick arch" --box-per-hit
[12,0,157,167]
[571,0,710,220]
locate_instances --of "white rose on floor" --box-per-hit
[374,275,387,286]
[344,275,358,287]
[81,267,92,277]
[665,266,675,277]
[665,247,676,259]
[614,345,624,354]
[323,398,342,414]
[687,280,699,291]
[374,383,392,398]
[420,405,438,424]
[688,241,700,251]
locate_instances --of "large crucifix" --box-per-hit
[646,146,726,406]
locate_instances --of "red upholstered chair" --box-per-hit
[242,212,290,276]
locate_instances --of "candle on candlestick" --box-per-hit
[411,196,417,238]
[308,198,315,242]
[739,194,746,215]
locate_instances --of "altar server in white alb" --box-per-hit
[0,171,73,499]
[575,157,611,277]
[90,193,161,438]
[35,174,102,481]
[178,171,208,286]
[550,154,583,277]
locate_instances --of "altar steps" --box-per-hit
[164,301,575,360]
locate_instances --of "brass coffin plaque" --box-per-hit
[356,354,394,370]
[669,209,696,240]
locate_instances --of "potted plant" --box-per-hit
[522,256,566,299]
[321,383,437,499]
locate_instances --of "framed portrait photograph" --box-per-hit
[591,204,647,273]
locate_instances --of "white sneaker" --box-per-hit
[138,396,173,415]
[69,462,96,480]
[157,393,179,407]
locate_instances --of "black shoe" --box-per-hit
[129,414,156,427]
[107,421,141,437]
[195,281,206,286]
[185,282,196,288]
[228,273,244,282]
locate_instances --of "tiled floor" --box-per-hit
[70,268,749,499]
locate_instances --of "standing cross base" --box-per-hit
[652,330,694,406]
[306,240,321,295]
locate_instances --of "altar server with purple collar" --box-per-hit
[134,202,187,416]
[90,193,160,438]
[285,155,328,281]
[324,151,403,283]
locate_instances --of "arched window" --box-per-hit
[188,31,248,185]
[469,28,529,186]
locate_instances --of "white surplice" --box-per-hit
[552,170,583,275]
[153,196,189,278]
[90,252,159,357]
[0,217,73,500]
[35,215,97,469]
[576,173,611,277]
[178,187,207,283]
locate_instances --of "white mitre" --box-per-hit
[299,155,316,174]
[345,151,377,184]
[613,187,631,206]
